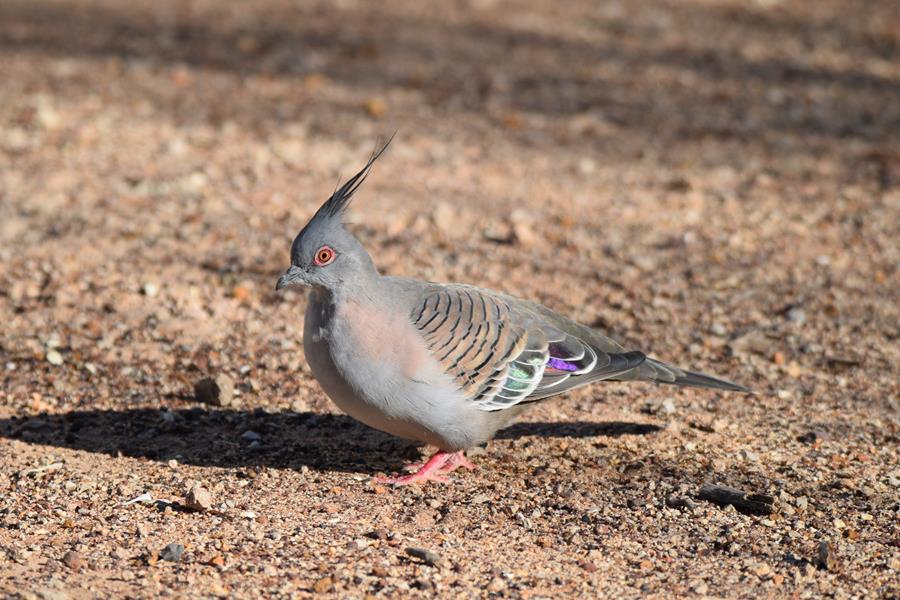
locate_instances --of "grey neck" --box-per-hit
[316,262,381,305]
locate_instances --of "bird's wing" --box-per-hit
[410,285,646,411]
[492,289,750,394]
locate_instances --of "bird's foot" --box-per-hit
[440,451,476,473]
[375,450,475,486]
[403,450,476,474]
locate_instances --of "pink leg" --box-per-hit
[440,451,476,473]
[375,450,476,486]
[402,450,477,474]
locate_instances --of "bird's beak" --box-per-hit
[275,265,305,290]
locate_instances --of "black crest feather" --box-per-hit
[316,134,394,220]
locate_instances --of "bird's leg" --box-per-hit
[375,450,474,485]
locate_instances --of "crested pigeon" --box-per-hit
[276,140,749,485]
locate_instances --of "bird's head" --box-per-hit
[275,138,391,294]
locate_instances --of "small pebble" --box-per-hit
[797,430,829,444]
[642,398,676,416]
[62,550,84,572]
[786,307,806,324]
[432,202,461,236]
[816,541,836,571]
[185,484,213,512]
[241,430,262,442]
[405,547,442,567]
[365,529,388,540]
[666,494,696,510]
[313,576,333,593]
[112,548,129,561]
[729,330,771,356]
[159,543,184,563]
[740,449,759,462]
[194,374,235,407]
[46,350,63,366]
[509,212,538,247]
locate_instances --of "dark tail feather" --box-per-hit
[619,357,751,393]
[665,367,751,393]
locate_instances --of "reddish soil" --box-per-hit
[1,0,898,597]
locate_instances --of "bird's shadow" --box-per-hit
[0,408,660,475]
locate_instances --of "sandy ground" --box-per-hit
[1,0,899,597]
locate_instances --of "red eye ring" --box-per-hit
[314,245,335,266]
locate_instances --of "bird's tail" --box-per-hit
[616,357,751,393]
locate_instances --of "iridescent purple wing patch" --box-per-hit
[547,357,579,371]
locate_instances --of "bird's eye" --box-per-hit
[314,245,336,266]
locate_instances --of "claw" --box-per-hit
[448,453,476,471]
[374,450,475,486]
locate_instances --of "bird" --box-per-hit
[276,139,750,485]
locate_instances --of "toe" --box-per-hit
[456,455,477,470]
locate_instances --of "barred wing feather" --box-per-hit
[410,285,646,411]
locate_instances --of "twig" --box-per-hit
[698,483,775,515]
[19,462,64,476]
[121,493,158,506]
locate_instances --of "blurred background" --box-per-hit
[0,0,898,595]
[1,0,897,413]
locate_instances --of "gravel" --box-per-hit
[1,0,898,597]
